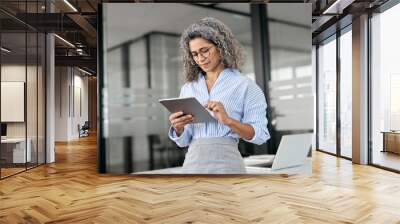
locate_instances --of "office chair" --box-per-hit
[79,121,90,138]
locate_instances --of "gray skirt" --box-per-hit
[180,137,246,174]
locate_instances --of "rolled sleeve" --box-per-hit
[241,81,270,145]
[168,125,192,147]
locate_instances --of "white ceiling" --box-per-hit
[105,3,252,49]
[104,3,311,53]
[267,3,311,26]
[215,3,250,14]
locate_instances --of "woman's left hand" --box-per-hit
[205,101,232,125]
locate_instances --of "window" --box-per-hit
[371,3,400,171]
[339,28,352,158]
[317,36,337,154]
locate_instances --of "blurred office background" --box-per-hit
[100,3,312,173]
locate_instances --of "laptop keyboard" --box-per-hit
[250,161,273,168]
[244,155,275,168]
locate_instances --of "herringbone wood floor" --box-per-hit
[1,134,400,224]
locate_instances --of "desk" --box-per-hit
[132,157,312,175]
[1,138,31,163]
[382,131,400,154]
[244,158,312,175]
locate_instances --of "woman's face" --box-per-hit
[189,37,221,73]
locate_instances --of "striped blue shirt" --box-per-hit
[169,68,270,147]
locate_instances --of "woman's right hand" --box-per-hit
[169,111,194,136]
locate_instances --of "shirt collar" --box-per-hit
[198,68,235,83]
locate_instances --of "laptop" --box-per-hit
[245,133,312,174]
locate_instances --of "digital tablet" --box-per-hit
[159,97,216,123]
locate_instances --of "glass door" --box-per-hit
[339,27,352,159]
[317,35,337,155]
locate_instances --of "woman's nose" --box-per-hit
[198,55,208,63]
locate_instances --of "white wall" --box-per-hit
[55,66,68,141]
[71,73,89,138]
[1,65,39,138]
[1,66,26,138]
[1,63,47,164]
[55,67,89,141]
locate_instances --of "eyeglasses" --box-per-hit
[191,46,214,62]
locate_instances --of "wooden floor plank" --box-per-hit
[0,134,400,223]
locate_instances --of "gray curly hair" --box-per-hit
[179,17,244,82]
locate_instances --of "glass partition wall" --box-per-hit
[0,31,27,177]
[0,3,46,179]
[105,33,186,172]
[267,4,313,153]
[316,25,352,159]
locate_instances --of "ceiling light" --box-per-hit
[1,47,11,53]
[323,0,354,15]
[54,34,75,48]
[76,48,85,55]
[63,0,78,12]
[323,0,342,14]
[78,67,93,76]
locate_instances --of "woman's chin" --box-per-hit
[201,66,213,72]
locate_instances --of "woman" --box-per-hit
[168,17,270,174]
